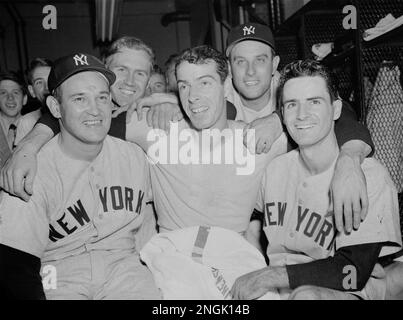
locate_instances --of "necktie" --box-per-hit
[7,123,17,150]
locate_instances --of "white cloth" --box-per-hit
[312,43,334,61]
[363,14,403,41]
[140,226,280,300]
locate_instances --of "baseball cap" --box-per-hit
[48,53,116,93]
[226,22,276,57]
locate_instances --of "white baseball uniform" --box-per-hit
[256,150,402,299]
[0,134,160,299]
[126,114,288,234]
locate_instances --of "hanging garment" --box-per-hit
[140,226,280,300]
[363,14,403,41]
[367,64,403,192]
[350,76,374,107]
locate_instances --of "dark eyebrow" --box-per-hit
[283,99,297,104]
[196,75,216,81]
[177,80,189,86]
[232,55,245,61]
[233,54,269,60]
[112,64,148,74]
[177,75,216,85]
[307,97,326,101]
[283,96,326,104]
[69,93,85,98]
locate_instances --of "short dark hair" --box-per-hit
[277,60,339,107]
[0,71,27,95]
[175,45,228,83]
[52,86,62,104]
[104,36,155,68]
[164,53,179,70]
[27,58,53,85]
[152,64,164,76]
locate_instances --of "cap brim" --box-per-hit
[226,37,275,57]
[52,67,116,93]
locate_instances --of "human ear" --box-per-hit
[47,96,62,119]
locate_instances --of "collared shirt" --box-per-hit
[0,112,20,151]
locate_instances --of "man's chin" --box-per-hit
[83,134,109,145]
[239,89,267,101]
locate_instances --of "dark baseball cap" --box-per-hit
[48,53,116,93]
[226,23,275,57]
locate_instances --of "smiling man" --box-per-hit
[0,37,176,202]
[105,37,154,111]
[14,58,53,146]
[0,72,27,165]
[124,45,288,236]
[0,53,160,300]
[226,23,375,236]
[231,60,402,300]
[27,58,53,108]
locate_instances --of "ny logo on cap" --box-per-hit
[73,54,88,66]
[243,26,255,36]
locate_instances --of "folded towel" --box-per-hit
[363,14,403,41]
[140,226,280,300]
[312,43,334,60]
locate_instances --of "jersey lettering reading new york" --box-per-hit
[262,201,337,252]
[49,186,145,242]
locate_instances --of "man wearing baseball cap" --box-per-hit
[225,22,375,237]
[0,53,160,300]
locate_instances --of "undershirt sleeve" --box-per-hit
[286,242,382,291]
[334,101,374,157]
